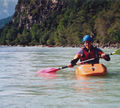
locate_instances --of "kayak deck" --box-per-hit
[76,64,107,76]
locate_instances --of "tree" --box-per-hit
[30,24,40,44]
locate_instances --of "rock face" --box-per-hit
[12,0,64,29]
[0,16,12,28]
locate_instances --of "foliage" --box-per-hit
[0,0,120,46]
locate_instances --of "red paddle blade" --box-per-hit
[37,67,59,74]
[37,68,59,79]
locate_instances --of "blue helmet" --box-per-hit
[82,35,93,43]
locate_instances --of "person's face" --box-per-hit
[84,41,92,49]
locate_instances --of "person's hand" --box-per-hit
[101,53,106,58]
[68,64,74,68]
[70,58,79,66]
[101,53,110,61]
[104,54,110,61]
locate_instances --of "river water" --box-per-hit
[0,46,120,108]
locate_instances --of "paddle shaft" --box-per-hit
[110,49,120,55]
[59,58,95,70]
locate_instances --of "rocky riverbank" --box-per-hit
[0,43,120,48]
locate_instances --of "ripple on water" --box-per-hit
[0,47,120,107]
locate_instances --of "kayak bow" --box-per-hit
[76,64,107,76]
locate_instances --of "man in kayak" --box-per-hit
[69,35,110,67]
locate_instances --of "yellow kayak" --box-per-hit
[76,64,107,76]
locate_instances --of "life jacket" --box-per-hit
[80,46,99,64]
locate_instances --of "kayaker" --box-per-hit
[69,35,110,67]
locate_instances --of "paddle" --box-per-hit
[37,49,120,74]
[110,49,120,55]
[37,58,95,74]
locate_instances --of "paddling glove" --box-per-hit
[71,58,79,66]
[104,54,110,61]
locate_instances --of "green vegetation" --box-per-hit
[0,0,120,46]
